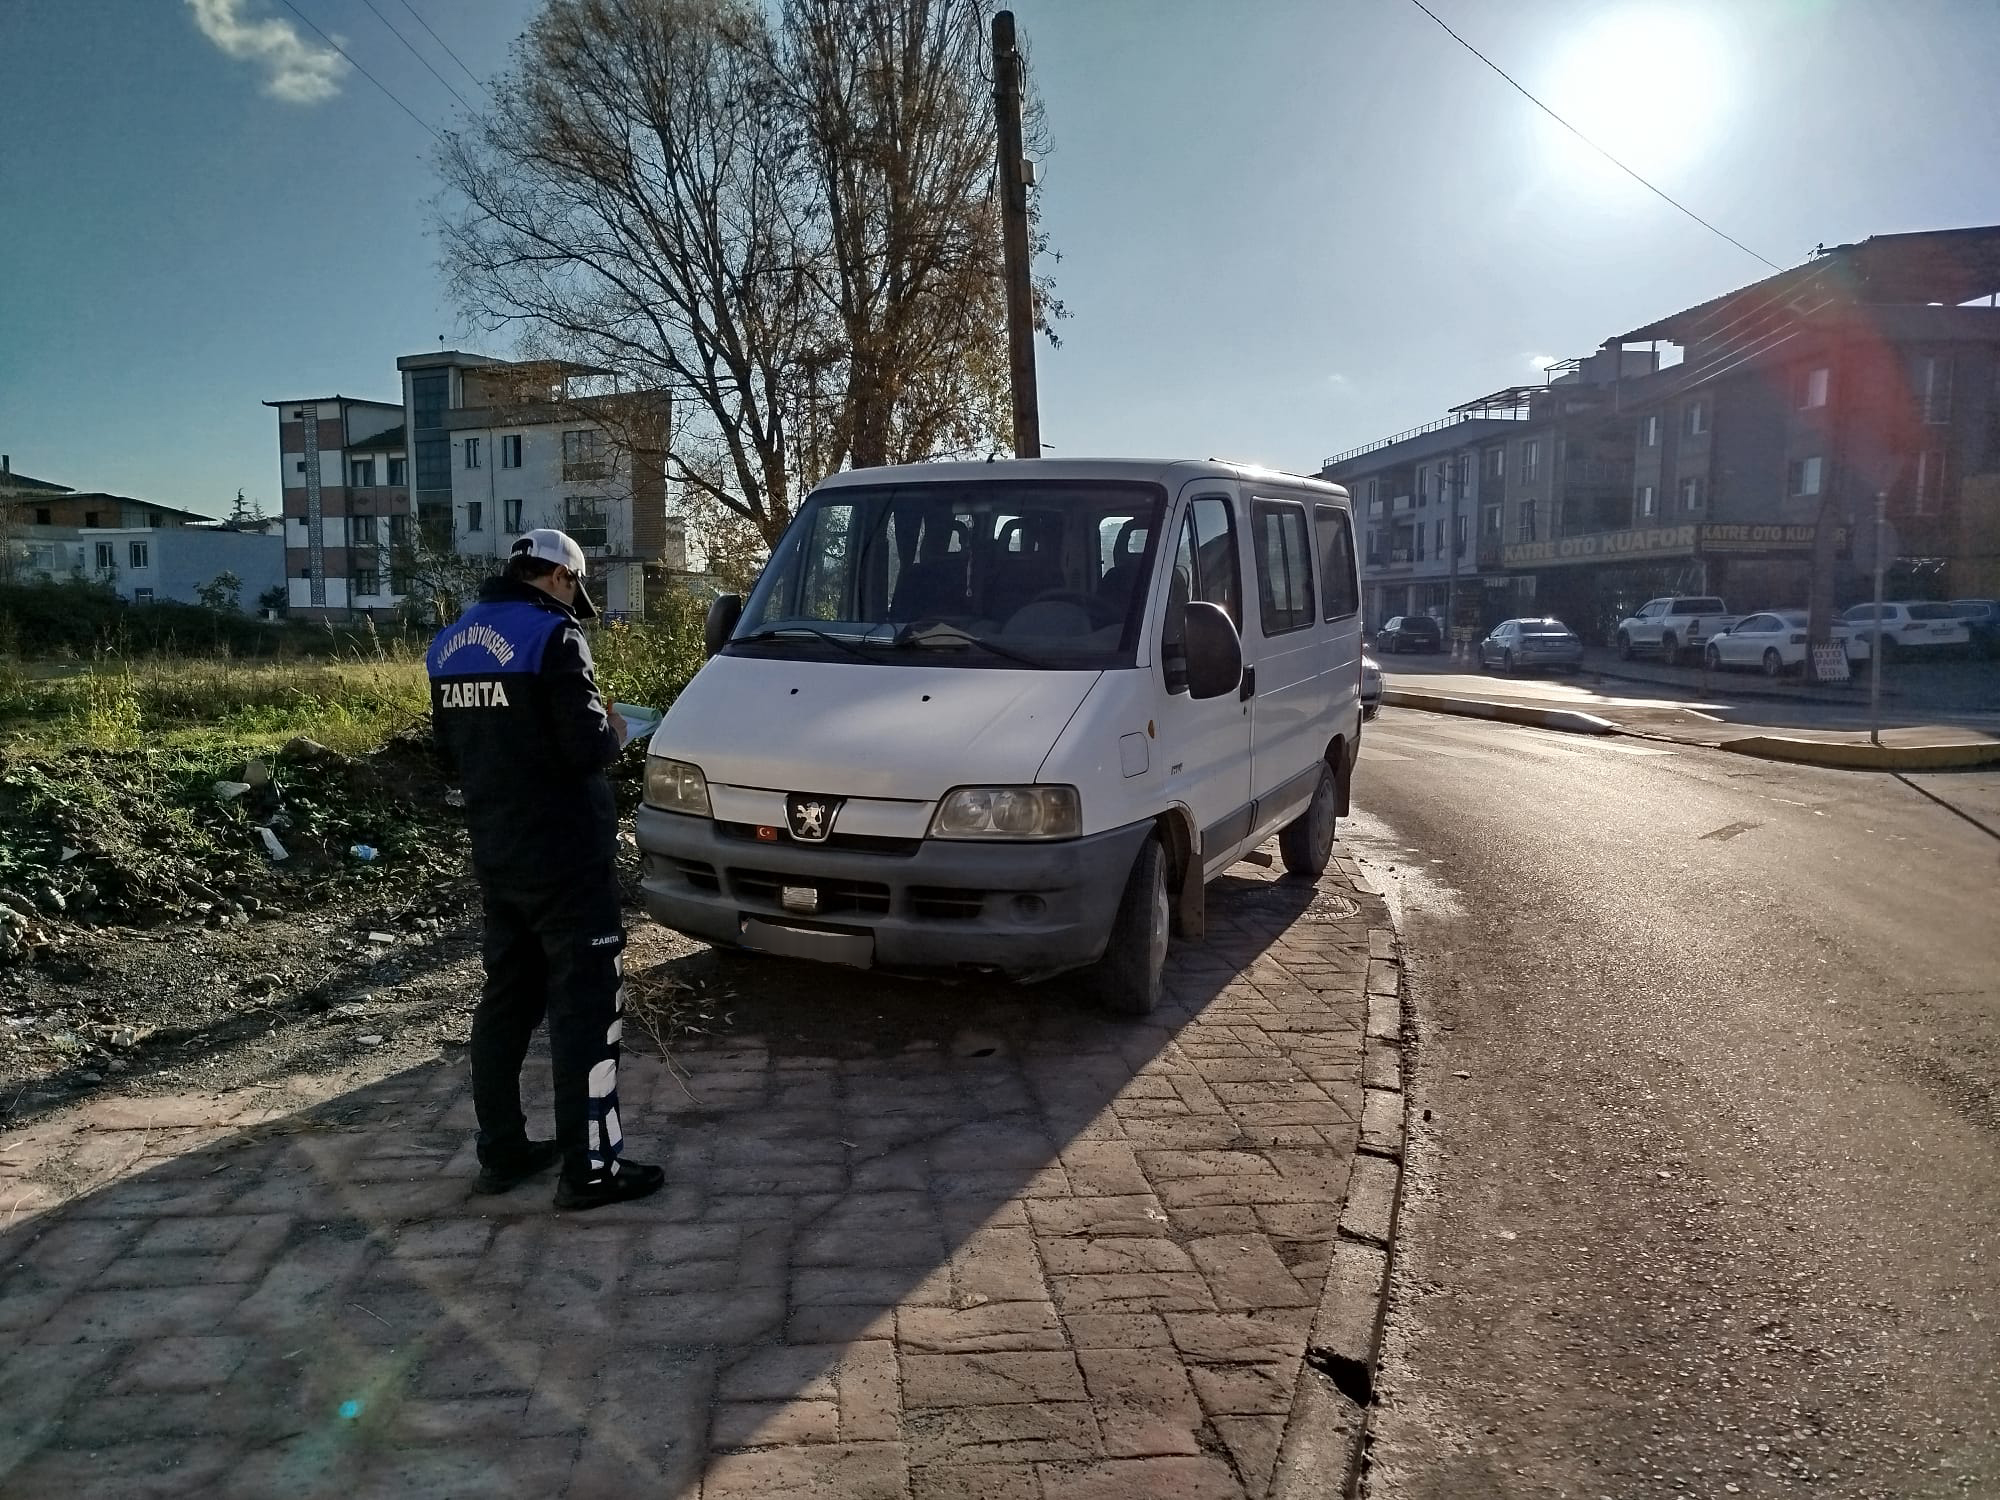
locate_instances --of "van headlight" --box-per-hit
[930,785,1081,841]
[644,757,711,817]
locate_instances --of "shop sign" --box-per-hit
[1502,524,1696,569]
[1697,523,1848,553]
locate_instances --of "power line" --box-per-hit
[396,0,488,96]
[277,0,443,142]
[1404,0,1782,272]
[357,0,482,115]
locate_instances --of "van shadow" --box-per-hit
[0,863,1364,1500]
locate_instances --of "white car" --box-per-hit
[1704,610,1869,676]
[1361,654,1382,719]
[1839,602,1970,657]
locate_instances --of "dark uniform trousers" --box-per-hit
[472,866,627,1181]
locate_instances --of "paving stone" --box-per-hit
[905,1403,1102,1466]
[1026,1196,1169,1239]
[718,1343,842,1402]
[699,1440,907,1498]
[911,1463,1042,1500]
[1039,1238,1195,1276]
[903,1350,1088,1408]
[1076,1349,1205,1458]
[1212,1413,1288,1494]
[1033,1455,1241,1500]
[1062,1311,1173,1349]
[898,1302,1067,1354]
[110,1335,254,1394]
[1163,1311,1307,1364]
[1187,1234,1319,1310]
[1188,1360,1296,1417]
[712,1398,840,1447]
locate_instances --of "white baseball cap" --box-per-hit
[510,529,597,619]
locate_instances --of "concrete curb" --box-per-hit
[1719,734,2000,771]
[1381,687,1618,736]
[1384,690,2000,772]
[1271,889,1408,1500]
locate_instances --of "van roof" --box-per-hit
[811,457,1347,496]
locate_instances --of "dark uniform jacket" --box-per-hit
[426,577,622,887]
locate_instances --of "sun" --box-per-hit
[1540,5,1733,175]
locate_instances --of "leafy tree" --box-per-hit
[194,571,243,612]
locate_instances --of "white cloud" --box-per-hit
[187,0,347,104]
[1526,353,1560,372]
[1325,373,1351,391]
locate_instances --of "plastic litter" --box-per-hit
[350,845,379,862]
[214,781,252,801]
[257,827,289,861]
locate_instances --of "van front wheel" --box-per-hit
[1279,763,1338,879]
[1093,836,1169,1018]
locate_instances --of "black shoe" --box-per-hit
[554,1160,666,1212]
[471,1138,562,1195]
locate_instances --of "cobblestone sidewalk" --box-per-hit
[0,849,1401,1499]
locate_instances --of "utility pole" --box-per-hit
[992,10,1041,458]
[1868,489,1886,746]
[1446,455,1464,655]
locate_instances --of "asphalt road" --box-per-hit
[1345,708,2000,1500]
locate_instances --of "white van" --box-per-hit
[635,459,1364,1017]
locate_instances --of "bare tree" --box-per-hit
[438,0,1061,550]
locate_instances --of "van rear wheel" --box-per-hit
[1092,836,1169,1018]
[1279,763,1338,879]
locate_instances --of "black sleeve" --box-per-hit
[541,623,623,773]
[428,681,459,784]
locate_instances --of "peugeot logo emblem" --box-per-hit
[786,794,841,843]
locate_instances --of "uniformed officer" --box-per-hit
[425,529,664,1211]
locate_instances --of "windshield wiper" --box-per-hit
[890,621,1053,670]
[732,626,879,662]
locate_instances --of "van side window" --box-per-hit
[1161,496,1241,693]
[1314,504,1359,620]
[1253,500,1315,636]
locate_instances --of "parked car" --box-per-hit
[1703,610,1869,676]
[1478,617,1583,674]
[1946,599,2000,658]
[637,459,1365,1019]
[1376,614,1442,654]
[1615,596,1740,664]
[1838,601,1970,657]
[1361,654,1382,719]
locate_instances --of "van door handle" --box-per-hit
[1240,667,1257,702]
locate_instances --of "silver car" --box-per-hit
[1479,618,1583,674]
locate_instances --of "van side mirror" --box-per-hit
[1182,602,1243,701]
[703,594,743,657]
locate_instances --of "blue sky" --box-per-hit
[2,0,1996,519]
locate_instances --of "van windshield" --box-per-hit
[731,480,1168,669]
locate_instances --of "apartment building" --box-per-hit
[267,352,677,622]
[1322,225,2000,640]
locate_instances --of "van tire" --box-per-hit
[1093,836,1169,1018]
[1279,763,1338,879]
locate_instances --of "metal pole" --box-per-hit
[1446,457,1463,658]
[1869,490,1886,746]
[992,12,1041,459]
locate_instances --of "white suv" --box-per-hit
[1839,602,1970,658]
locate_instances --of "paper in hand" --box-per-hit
[612,702,663,750]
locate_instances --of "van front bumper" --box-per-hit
[634,805,1155,977]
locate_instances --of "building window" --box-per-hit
[389,566,411,595]
[1795,366,1829,410]
[1684,400,1708,436]
[1365,529,1381,567]
[563,430,608,481]
[133,588,154,602]
[1914,450,1947,514]
[410,371,448,432]
[1679,476,1704,511]
[503,497,523,532]
[500,435,523,468]
[1434,519,1444,554]
[95,542,115,572]
[1483,502,1502,536]
[1414,467,1428,504]
[464,437,481,469]
[349,458,375,488]
[389,514,411,546]
[1454,514,1467,556]
[349,515,380,547]
[296,460,307,473]
[1638,484,1657,517]
[1486,447,1505,479]
[1365,478,1378,507]
[147,511,162,527]
[353,569,381,598]
[565,496,609,546]
[467,501,484,533]
[1914,355,1953,425]
[292,408,308,420]
[1789,456,1823,496]
[85,511,101,528]
[128,541,149,569]
[1640,415,1661,448]
[1517,502,1536,542]
[387,457,407,486]
[1521,439,1540,480]
[34,507,50,525]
